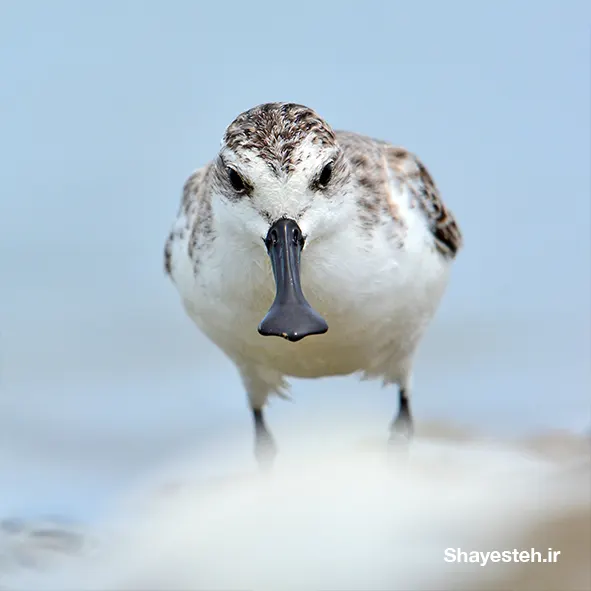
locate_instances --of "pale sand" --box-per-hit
[2,424,589,591]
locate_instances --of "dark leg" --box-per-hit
[389,387,414,443]
[252,408,277,470]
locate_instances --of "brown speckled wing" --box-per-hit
[164,164,215,278]
[383,144,463,259]
[336,131,462,258]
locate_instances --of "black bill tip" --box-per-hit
[258,304,329,342]
[257,218,329,342]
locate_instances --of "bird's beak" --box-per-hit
[258,218,329,342]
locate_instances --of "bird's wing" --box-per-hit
[336,130,462,258]
[383,145,463,259]
[164,163,214,280]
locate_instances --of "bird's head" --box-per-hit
[209,102,355,342]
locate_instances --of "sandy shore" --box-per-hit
[1,423,589,591]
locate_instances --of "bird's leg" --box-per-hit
[252,408,277,471]
[389,387,414,443]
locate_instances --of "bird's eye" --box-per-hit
[227,167,246,193]
[317,161,333,188]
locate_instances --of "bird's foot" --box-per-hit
[388,415,414,446]
[255,431,277,473]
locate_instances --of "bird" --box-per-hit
[164,102,462,468]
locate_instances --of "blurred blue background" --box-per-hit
[1,0,589,519]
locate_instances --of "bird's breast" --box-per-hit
[184,226,449,379]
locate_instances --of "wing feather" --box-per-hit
[384,145,463,258]
[336,131,462,258]
[164,164,214,279]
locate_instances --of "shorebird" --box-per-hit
[164,102,462,467]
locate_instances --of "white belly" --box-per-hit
[179,231,451,383]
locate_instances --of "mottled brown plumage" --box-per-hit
[223,103,338,177]
[335,132,462,257]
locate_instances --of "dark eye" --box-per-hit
[227,167,246,193]
[317,161,333,188]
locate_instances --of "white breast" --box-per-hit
[174,211,451,384]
